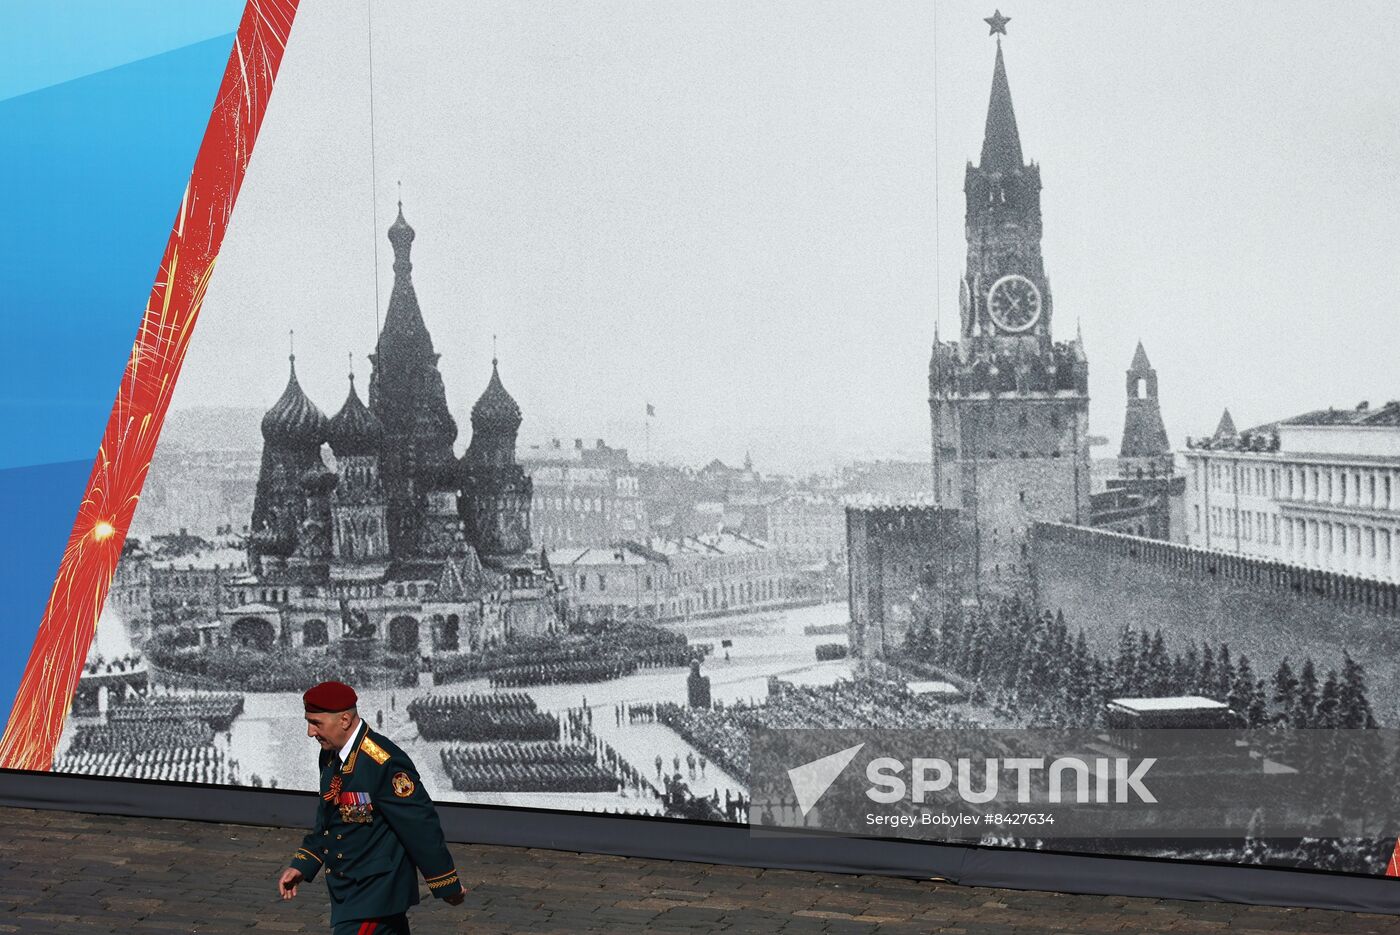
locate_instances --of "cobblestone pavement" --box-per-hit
[6,807,1400,934]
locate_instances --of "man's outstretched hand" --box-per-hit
[445,890,465,906]
[278,867,304,900]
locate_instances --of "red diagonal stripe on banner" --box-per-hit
[0,0,302,770]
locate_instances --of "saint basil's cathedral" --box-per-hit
[217,203,559,656]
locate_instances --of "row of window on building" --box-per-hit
[1199,505,1399,578]
[1198,507,1283,546]
[1200,460,1398,511]
[232,579,439,606]
[537,494,611,514]
[575,577,786,619]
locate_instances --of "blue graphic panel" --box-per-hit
[0,29,240,727]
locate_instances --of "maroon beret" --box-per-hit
[303,680,357,713]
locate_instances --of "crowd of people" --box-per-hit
[144,627,416,692]
[656,678,975,783]
[56,745,238,785]
[58,710,239,785]
[634,646,708,668]
[434,620,705,687]
[68,720,214,755]
[559,706,655,800]
[439,744,618,793]
[407,692,560,743]
[107,691,245,731]
[569,619,695,654]
[648,750,750,822]
[440,760,615,793]
[56,684,252,786]
[624,702,657,723]
[487,658,637,688]
[408,690,533,715]
[648,751,708,782]
[752,794,819,828]
[662,781,749,824]
[658,774,736,822]
[748,678,971,732]
[441,741,594,765]
[655,703,751,780]
[428,697,662,796]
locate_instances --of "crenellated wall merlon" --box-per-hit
[846,504,957,518]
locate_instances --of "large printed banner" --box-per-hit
[5,0,1400,884]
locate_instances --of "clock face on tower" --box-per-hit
[986,274,1042,333]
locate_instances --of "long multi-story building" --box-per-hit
[132,447,260,540]
[524,439,647,549]
[765,495,847,563]
[549,531,795,623]
[1182,401,1400,582]
[108,541,154,643]
[152,547,248,626]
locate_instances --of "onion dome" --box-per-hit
[470,359,522,434]
[387,200,414,271]
[375,199,435,361]
[327,373,383,456]
[261,355,328,446]
[298,462,339,495]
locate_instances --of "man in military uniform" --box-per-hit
[277,681,465,933]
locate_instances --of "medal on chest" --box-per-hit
[337,791,374,823]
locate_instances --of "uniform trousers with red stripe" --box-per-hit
[332,914,410,935]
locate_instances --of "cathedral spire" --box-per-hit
[979,39,1024,173]
[367,196,459,559]
[377,199,433,359]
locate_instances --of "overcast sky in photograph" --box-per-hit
[168,0,1400,474]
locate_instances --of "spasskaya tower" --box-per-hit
[928,12,1091,588]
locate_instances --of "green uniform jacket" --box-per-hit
[289,721,463,925]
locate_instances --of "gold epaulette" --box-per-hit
[359,735,390,765]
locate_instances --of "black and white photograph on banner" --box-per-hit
[59,0,1400,879]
